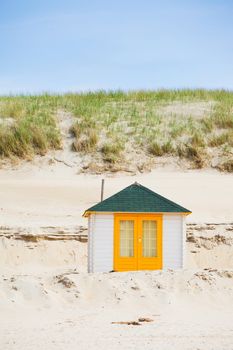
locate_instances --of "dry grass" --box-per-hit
[209,131,233,147]
[101,141,124,164]
[72,130,98,153]
[0,96,61,159]
[148,141,174,157]
[0,90,232,172]
[177,144,207,169]
[63,90,232,171]
[216,159,233,173]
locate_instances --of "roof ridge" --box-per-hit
[83,182,191,216]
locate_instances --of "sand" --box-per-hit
[0,159,233,349]
[0,165,232,227]
[1,265,233,350]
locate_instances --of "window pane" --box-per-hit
[120,220,134,257]
[142,220,157,257]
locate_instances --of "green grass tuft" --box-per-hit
[209,131,233,147]
[0,97,61,159]
[148,141,174,156]
[72,129,98,153]
[101,141,124,163]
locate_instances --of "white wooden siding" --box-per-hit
[88,214,114,273]
[88,213,185,272]
[87,216,94,273]
[163,214,184,269]
[182,216,186,268]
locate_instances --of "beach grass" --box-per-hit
[0,90,232,171]
[0,95,61,158]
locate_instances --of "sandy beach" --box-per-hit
[0,162,233,350]
[0,164,232,227]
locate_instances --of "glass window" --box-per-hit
[120,220,134,257]
[142,220,157,257]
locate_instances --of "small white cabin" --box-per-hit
[83,182,191,273]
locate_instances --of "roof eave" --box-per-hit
[83,210,192,217]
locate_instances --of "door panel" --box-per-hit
[114,215,138,271]
[137,215,162,270]
[114,214,162,271]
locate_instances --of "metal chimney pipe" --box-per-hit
[101,179,105,201]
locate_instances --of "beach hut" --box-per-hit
[83,182,191,272]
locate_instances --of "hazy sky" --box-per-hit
[0,0,232,94]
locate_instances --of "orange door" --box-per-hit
[137,215,162,270]
[114,214,162,271]
[114,214,138,271]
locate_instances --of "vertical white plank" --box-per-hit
[182,215,186,268]
[91,214,114,272]
[88,214,95,273]
[163,214,183,269]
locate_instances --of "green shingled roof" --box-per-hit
[84,182,191,215]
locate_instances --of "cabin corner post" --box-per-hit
[88,214,95,273]
[87,215,91,273]
[182,215,186,268]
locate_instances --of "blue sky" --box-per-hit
[0,0,233,94]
